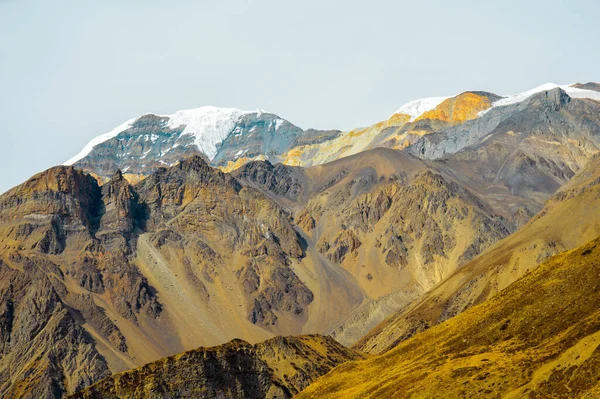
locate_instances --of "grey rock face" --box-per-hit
[406,88,600,228]
[72,111,327,182]
[232,160,309,203]
[212,113,304,165]
[74,115,201,179]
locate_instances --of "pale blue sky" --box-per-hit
[1,0,598,193]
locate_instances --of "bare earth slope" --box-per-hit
[298,236,600,398]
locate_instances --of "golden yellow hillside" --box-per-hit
[298,236,600,398]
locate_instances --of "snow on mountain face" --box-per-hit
[65,118,137,165]
[65,81,600,183]
[392,83,600,123]
[480,83,600,115]
[393,96,452,121]
[163,106,256,160]
[64,105,306,181]
[65,106,270,166]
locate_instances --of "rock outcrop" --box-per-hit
[70,335,365,399]
[406,88,600,227]
[237,148,510,346]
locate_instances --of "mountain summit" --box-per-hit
[67,83,600,185]
[65,106,305,182]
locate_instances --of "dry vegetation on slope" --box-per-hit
[298,236,600,398]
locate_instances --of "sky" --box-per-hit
[0,0,599,194]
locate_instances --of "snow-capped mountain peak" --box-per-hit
[65,106,273,167]
[63,105,304,180]
[478,82,600,116]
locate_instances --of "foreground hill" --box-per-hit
[298,236,600,398]
[70,335,364,399]
[355,154,600,354]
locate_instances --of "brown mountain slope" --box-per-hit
[298,236,600,399]
[0,157,365,397]
[236,148,509,346]
[70,334,365,399]
[355,154,600,355]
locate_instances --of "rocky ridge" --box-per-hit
[0,157,329,397]
[70,335,365,399]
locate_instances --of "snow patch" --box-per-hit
[393,96,451,121]
[163,106,257,160]
[275,119,284,130]
[64,118,136,165]
[481,83,600,116]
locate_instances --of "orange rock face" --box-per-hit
[416,92,492,125]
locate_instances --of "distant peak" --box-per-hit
[481,82,600,114]
[64,105,278,167]
[571,82,600,92]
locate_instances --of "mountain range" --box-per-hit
[2,81,600,398]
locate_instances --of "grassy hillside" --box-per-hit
[298,236,600,398]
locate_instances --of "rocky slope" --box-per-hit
[406,87,600,228]
[0,157,367,398]
[355,154,600,355]
[65,106,332,183]
[235,148,510,346]
[68,83,600,232]
[70,335,365,399]
[298,236,600,398]
[0,167,122,397]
